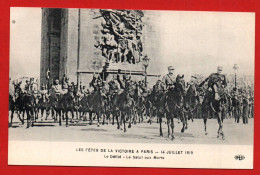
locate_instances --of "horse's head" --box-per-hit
[175,74,186,96]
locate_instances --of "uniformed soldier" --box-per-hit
[52,79,63,94]
[108,77,120,95]
[90,74,104,92]
[152,80,165,93]
[30,78,38,95]
[23,80,31,94]
[199,66,227,100]
[162,66,176,90]
[117,73,132,90]
[40,85,48,95]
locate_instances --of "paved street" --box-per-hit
[9,113,253,145]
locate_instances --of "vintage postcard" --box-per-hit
[8,7,255,169]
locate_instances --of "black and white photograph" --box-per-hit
[8,7,255,168]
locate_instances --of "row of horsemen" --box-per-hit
[9,66,254,140]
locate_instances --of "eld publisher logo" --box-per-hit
[234,155,245,161]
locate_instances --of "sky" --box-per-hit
[10,7,255,81]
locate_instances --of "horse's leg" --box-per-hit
[120,113,123,130]
[171,117,175,140]
[112,112,115,125]
[167,116,170,138]
[203,116,208,135]
[70,109,74,123]
[26,109,30,128]
[116,113,120,129]
[97,113,100,127]
[41,108,44,121]
[149,109,152,125]
[106,113,110,125]
[10,109,14,127]
[89,112,92,125]
[216,111,224,139]
[22,110,25,124]
[159,116,163,137]
[82,112,86,121]
[133,111,137,125]
[51,108,55,119]
[128,111,132,128]
[76,110,79,120]
[58,110,62,126]
[123,114,126,132]
[31,108,35,127]
[17,110,24,125]
[102,113,105,125]
[65,111,69,127]
[45,107,50,120]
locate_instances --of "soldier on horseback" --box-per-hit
[199,66,227,100]
[52,79,63,94]
[23,78,38,95]
[162,66,176,90]
[199,66,227,139]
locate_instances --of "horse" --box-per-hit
[151,81,167,135]
[202,82,228,139]
[49,90,64,125]
[183,83,200,122]
[116,81,136,132]
[133,81,146,124]
[35,92,50,121]
[107,80,121,127]
[62,86,77,127]
[144,90,154,124]
[87,87,107,127]
[163,74,187,140]
[9,85,27,127]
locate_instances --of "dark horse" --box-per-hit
[35,92,50,121]
[201,82,228,139]
[159,74,187,140]
[183,83,200,122]
[10,85,36,128]
[23,93,37,128]
[9,85,24,126]
[133,81,146,124]
[87,88,107,127]
[168,75,187,138]
[49,90,64,125]
[112,81,135,132]
[62,89,76,127]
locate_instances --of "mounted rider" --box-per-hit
[90,73,104,92]
[162,66,176,90]
[116,69,133,91]
[52,79,63,95]
[108,75,120,95]
[199,66,227,100]
[23,78,38,96]
[40,84,49,97]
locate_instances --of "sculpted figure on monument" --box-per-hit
[96,9,145,64]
